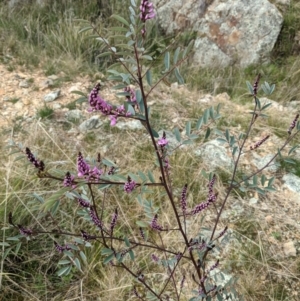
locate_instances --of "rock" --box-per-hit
[282,173,300,193]
[19,80,29,88]
[115,120,144,131]
[44,90,60,102]
[153,0,283,67]
[251,153,278,172]
[194,139,233,170]
[52,103,61,110]
[65,109,82,121]
[68,83,83,93]
[47,75,59,81]
[215,92,230,102]
[79,116,102,132]
[265,215,273,223]
[283,241,296,257]
[41,79,54,90]
[249,197,258,205]
[198,94,214,103]
[170,82,178,90]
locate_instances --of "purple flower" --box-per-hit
[158,131,168,148]
[181,184,188,214]
[81,230,97,241]
[77,152,103,180]
[150,214,163,231]
[88,83,113,115]
[18,225,33,236]
[89,207,104,230]
[77,197,91,208]
[110,208,118,232]
[108,166,116,175]
[250,135,270,150]
[124,176,137,193]
[151,254,160,262]
[139,227,145,240]
[54,242,71,253]
[140,0,156,22]
[25,147,44,171]
[288,114,299,134]
[124,86,137,105]
[252,74,261,97]
[63,172,76,188]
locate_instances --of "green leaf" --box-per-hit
[246,81,254,95]
[196,117,203,130]
[3,248,11,260]
[150,128,159,138]
[80,251,87,263]
[103,254,115,264]
[141,55,153,61]
[71,90,86,97]
[203,109,209,124]
[110,14,129,27]
[173,127,181,142]
[174,67,184,84]
[102,158,117,167]
[164,52,170,71]
[96,51,112,58]
[284,158,296,164]
[131,0,136,7]
[185,121,191,136]
[138,171,147,182]
[173,47,181,64]
[7,236,20,241]
[182,39,194,58]
[57,265,71,277]
[148,170,155,183]
[129,250,135,260]
[261,102,272,111]
[136,220,148,227]
[78,26,93,34]
[205,127,211,140]
[0,242,10,247]
[74,258,82,271]
[288,145,299,155]
[58,259,71,265]
[101,248,114,255]
[255,187,265,195]
[51,200,60,216]
[146,69,152,86]
[124,236,130,247]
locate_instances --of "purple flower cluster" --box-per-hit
[288,114,299,134]
[150,214,163,231]
[88,83,113,115]
[63,172,76,188]
[250,135,270,150]
[109,104,131,126]
[158,131,168,148]
[25,147,44,171]
[140,0,155,22]
[124,86,137,105]
[108,166,116,175]
[81,230,96,241]
[252,74,261,97]
[139,227,145,240]
[89,207,104,230]
[190,176,218,215]
[54,242,71,253]
[140,0,156,37]
[110,209,118,232]
[151,254,160,262]
[124,176,137,193]
[77,152,103,180]
[78,197,91,208]
[181,184,188,214]
[18,225,33,236]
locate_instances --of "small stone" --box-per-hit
[47,75,59,80]
[52,103,61,110]
[41,79,54,90]
[283,241,296,257]
[265,215,273,223]
[65,109,82,121]
[171,82,178,90]
[19,80,29,88]
[22,99,30,105]
[249,197,258,205]
[44,90,60,102]
[79,116,102,132]
[198,94,213,103]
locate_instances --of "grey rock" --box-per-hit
[65,110,82,121]
[252,153,278,172]
[79,116,102,132]
[282,173,300,193]
[19,80,29,88]
[47,75,59,80]
[44,90,60,102]
[153,0,283,67]
[283,241,296,257]
[194,139,233,170]
[115,120,144,130]
[249,197,258,205]
[52,103,61,110]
